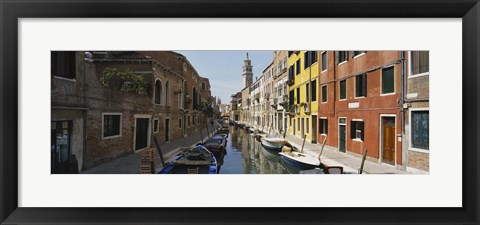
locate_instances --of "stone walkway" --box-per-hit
[284,134,417,174]
[81,127,217,174]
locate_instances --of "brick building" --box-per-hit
[317,51,415,170]
[51,51,87,173]
[404,51,429,172]
[52,51,212,171]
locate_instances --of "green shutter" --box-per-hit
[382,67,394,94]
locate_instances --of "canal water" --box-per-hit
[218,126,304,174]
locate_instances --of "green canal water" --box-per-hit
[218,126,303,174]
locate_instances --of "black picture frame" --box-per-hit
[1,0,479,224]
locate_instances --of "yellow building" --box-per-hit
[287,51,319,143]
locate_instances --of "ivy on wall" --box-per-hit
[100,67,148,95]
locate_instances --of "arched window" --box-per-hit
[183,81,187,109]
[192,87,197,110]
[165,81,170,106]
[154,80,162,105]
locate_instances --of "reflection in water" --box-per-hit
[220,126,290,174]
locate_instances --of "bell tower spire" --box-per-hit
[242,52,253,88]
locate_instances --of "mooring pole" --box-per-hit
[153,136,166,167]
[301,134,307,153]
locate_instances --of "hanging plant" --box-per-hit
[100,67,149,95]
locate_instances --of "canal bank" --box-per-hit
[283,134,415,174]
[81,128,216,174]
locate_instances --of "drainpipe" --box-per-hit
[400,51,408,171]
[332,51,336,147]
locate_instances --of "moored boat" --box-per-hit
[260,137,289,151]
[278,144,320,170]
[158,145,217,174]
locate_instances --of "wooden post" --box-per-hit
[359,148,368,174]
[318,135,327,161]
[301,134,307,153]
[153,136,166,167]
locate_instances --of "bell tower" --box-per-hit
[242,52,253,88]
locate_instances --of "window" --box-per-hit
[103,114,121,138]
[321,85,327,103]
[153,119,159,133]
[336,51,348,64]
[179,119,182,128]
[352,51,365,57]
[306,83,310,102]
[288,66,294,81]
[51,51,76,79]
[410,51,429,75]
[165,81,170,106]
[188,115,191,126]
[319,118,328,134]
[289,90,294,107]
[201,82,206,91]
[411,111,429,150]
[297,119,300,131]
[296,87,300,104]
[304,52,309,69]
[192,115,196,125]
[321,51,327,71]
[382,66,395,94]
[309,51,318,66]
[154,80,162,105]
[311,80,317,102]
[304,51,317,69]
[355,74,367,98]
[340,80,347,100]
[296,60,300,75]
[350,120,364,141]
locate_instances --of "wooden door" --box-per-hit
[339,125,346,153]
[382,117,395,165]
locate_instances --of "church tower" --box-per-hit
[242,52,253,88]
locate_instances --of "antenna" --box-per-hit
[246,52,249,59]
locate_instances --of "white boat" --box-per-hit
[279,151,320,170]
[261,137,289,151]
[279,136,327,170]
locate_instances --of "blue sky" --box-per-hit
[176,51,273,104]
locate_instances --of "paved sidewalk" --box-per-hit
[284,134,413,174]
[81,127,216,174]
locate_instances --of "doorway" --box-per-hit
[51,121,71,173]
[381,116,396,165]
[134,117,150,151]
[338,117,346,153]
[165,118,170,142]
[301,118,305,138]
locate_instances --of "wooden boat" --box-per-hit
[279,151,320,170]
[203,134,228,166]
[261,137,289,151]
[158,145,217,174]
[278,144,320,170]
[279,135,329,171]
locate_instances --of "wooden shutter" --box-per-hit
[350,121,355,138]
[359,121,364,141]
